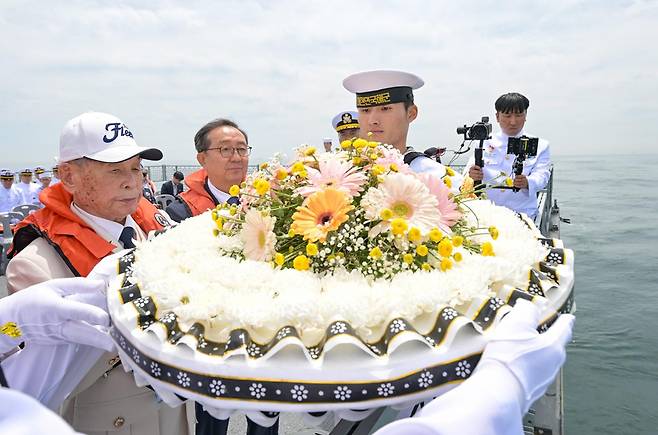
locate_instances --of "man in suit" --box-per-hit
[160,171,185,196]
[4,111,192,435]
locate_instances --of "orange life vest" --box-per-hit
[9,183,166,277]
[176,168,217,216]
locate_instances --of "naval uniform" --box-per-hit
[464,130,550,218]
[1,185,21,213]
[14,181,40,206]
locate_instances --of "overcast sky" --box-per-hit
[1,0,657,168]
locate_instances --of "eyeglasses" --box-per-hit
[205,146,252,158]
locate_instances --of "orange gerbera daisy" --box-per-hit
[291,188,353,242]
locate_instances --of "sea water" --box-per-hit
[554,154,658,434]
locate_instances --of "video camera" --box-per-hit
[457,116,492,141]
[507,135,539,192]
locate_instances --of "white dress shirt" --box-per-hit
[0,185,21,213]
[207,179,231,203]
[71,203,146,249]
[463,130,551,218]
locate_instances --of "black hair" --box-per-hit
[495,93,530,114]
[194,118,249,153]
[173,171,184,180]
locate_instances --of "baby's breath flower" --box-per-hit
[416,244,429,256]
[481,242,495,256]
[229,185,240,196]
[293,255,310,271]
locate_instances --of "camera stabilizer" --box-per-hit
[456,116,492,196]
[506,136,538,192]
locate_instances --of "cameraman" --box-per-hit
[466,93,550,219]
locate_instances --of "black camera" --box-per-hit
[507,136,538,157]
[457,116,492,141]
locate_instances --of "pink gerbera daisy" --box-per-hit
[416,173,462,233]
[240,209,277,261]
[296,155,367,198]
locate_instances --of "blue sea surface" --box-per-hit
[553,154,658,434]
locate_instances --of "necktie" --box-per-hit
[226,196,240,206]
[119,226,136,249]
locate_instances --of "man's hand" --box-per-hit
[0,277,114,352]
[513,174,529,190]
[468,165,483,181]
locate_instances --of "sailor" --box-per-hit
[331,110,361,143]
[1,169,21,213]
[51,165,61,185]
[465,92,551,219]
[166,118,250,223]
[34,166,46,183]
[37,170,53,193]
[14,168,40,205]
[343,70,460,186]
[3,111,191,435]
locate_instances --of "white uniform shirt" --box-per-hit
[14,181,41,206]
[464,130,551,218]
[0,185,22,213]
[406,150,464,193]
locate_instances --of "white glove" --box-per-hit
[479,299,575,412]
[0,277,113,353]
[374,300,575,435]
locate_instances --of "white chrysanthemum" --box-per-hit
[240,209,276,262]
[362,172,442,234]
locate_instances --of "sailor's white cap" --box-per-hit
[344,70,424,108]
[58,112,163,163]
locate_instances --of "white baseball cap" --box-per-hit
[58,112,163,163]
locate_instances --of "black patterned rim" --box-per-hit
[111,324,482,405]
[114,245,572,361]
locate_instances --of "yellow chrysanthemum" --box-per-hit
[276,168,288,180]
[287,228,295,237]
[407,227,422,243]
[421,262,431,271]
[443,177,452,188]
[453,252,463,262]
[253,178,270,196]
[452,235,463,247]
[291,161,305,174]
[259,162,269,170]
[481,242,495,256]
[429,228,443,242]
[290,188,354,242]
[369,153,379,160]
[505,177,514,187]
[229,185,240,196]
[367,131,374,137]
[371,164,385,176]
[353,138,368,149]
[403,253,414,264]
[389,163,399,172]
[306,243,319,256]
[340,140,353,150]
[367,141,378,148]
[440,257,453,271]
[489,226,499,240]
[390,218,408,236]
[445,166,456,176]
[438,239,453,257]
[369,247,383,259]
[304,146,317,156]
[379,208,393,221]
[298,170,308,179]
[416,244,429,256]
[293,255,310,270]
[212,228,220,237]
[352,157,363,165]
[274,253,285,266]
[214,217,224,231]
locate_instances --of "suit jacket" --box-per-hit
[160,180,184,196]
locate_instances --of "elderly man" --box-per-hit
[4,111,190,435]
[1,169,21,213]
[14,168,40,205]
[166,118,250,222]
